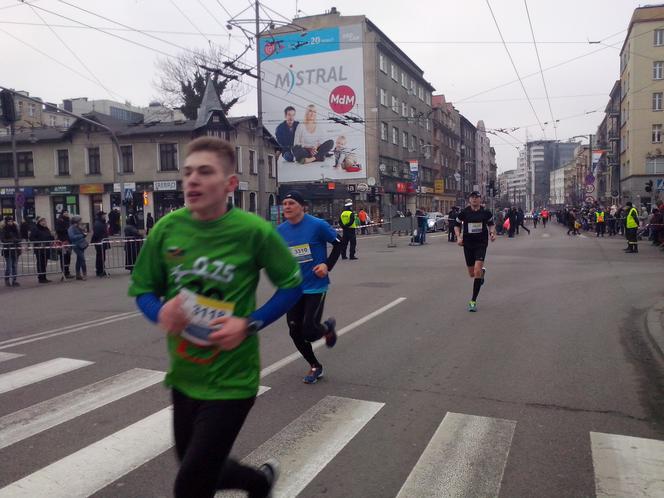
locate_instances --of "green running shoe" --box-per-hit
[468,300,477,312]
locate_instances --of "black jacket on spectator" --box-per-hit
[54,215,71,242]
[29,224,54,248]
[1,223,21,258]
[91,217,108,243]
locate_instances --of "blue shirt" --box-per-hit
[277,214,339,294]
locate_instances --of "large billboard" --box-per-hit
[259,25,366,183]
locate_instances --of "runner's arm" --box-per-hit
[325,237,342,271]
[136,293,162,323]
[248,286,302,331]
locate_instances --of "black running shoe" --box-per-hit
[324,317,337,348]
[258,459,279,497]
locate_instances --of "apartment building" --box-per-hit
[619,4,664,204]
[431,94,461,212]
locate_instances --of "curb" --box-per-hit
[645,302,664,357]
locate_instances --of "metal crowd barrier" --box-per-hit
[101,237,146,275]
[1,241,70,284]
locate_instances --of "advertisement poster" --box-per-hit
[259,25,366,183]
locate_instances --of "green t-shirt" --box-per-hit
[128,207,301,400]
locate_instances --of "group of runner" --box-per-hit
[127,137,498,497]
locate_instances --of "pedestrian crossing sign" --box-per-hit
[656,179,664,192]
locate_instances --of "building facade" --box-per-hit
[460,115,477,201]
[619,4,664,205]
[0,83,278,228]
[431,94,461,212]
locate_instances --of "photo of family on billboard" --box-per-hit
[274,103,363,178]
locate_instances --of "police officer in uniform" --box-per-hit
[339,199,358,260]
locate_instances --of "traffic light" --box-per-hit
[0,90,17,125]
[645,179,654,192]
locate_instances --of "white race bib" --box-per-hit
[468,222,484,234]
[179,288,235,346]
[290,243,313,264]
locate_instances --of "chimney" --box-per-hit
[329,6,339,14]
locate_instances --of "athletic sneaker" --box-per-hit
[468,301,477,312]
[324,317,337,348]
[303,366,324,384]
[258,459,279,497]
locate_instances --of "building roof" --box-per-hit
[621,4,664,54]
[0,127,66,145]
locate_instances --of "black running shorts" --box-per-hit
[463,244,487,267]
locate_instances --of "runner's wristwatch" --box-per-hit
[246,320,263,336]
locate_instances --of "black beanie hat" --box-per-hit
[284,191,305,206]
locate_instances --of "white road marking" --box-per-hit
[219,396,384,498]
[0,368,164,451]
[0,352,23,363]
[0,386,271,498]
[0,312,141,350]
[591,431,664,497]
[260,297,407,378]
[396,412,516,498]
[542,233,551,238]
[0,358,93,395]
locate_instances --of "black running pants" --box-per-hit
[172,389,269,498]
[287,293,327,367]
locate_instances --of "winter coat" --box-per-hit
[68,225,88,250]
[29,225,54,250]
[1,224,21,258]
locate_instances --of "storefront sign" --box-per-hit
[409,160,419,172]
[356,182,369,192]
[347,184,356,193]
[114,182,136,193]
[396,182,407,193]
[49,185,73,194]
[153,180,177,191]
[238,181,249,191]
[434,179,444,194]
[420,186,434,194]
[79,183,104,194]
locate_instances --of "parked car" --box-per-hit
[426,212,447,232]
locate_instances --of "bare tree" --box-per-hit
[154,46,251,120]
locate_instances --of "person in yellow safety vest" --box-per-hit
[595,208,606,237]
[339,199,358,260]
[624,201,640,253]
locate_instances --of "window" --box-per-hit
[401,72,407,88]
[656,29,664,47]
[402,102,408,117]
[653,124,662,143]
[121,145,133,173]
[0,153,12,177]
[425,92,431,106]
[268,154,275,178]
[249,192,256,213]
[87,147,101,175]
[17,101,23,117]
[411,134,416,151]
[249,149,257,174]
[57,149,69,176]
[426,119,431,131]
[28,103,36,117]
[409,80,415,95]
[646,157,664,174]
[381,122,388,141]
[379,53,387,73]
[391,96,399,113]
[655,93,663,111]
[391,64,398,81]
[402,130,408,148]
[410,107,416,119]
[654,61,664,80]
[235,146,242,173]
[48,115,56,127]
[158,143,178,171]
[380,89,388,107]
[392,127,399,145]
[418,86,424,101]
[64,118,70,128]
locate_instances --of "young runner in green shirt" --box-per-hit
[129,137,302,498]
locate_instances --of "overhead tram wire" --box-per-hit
[26,3,121,101]
[485,0,546,137]
[195,0,228,35]
[168,0,211,46]
[524,0,557,140]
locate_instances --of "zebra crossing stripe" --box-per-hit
[0,385,271,498]
[0,358,93,395]
[591,431,664,497]
[0,368,164,451]
[219,395,384,498]
[396,412,516,498]
[0,352,23,364]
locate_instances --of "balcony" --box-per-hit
[608,132,619,142]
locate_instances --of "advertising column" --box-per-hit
[259,25,367,186]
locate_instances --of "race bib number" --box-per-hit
[468,222,484,234]
[179,288,235,346]
[290,243,313,264]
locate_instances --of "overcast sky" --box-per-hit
[0,0,647,172]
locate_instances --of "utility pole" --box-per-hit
[10,121,21,224]
[255,0,267,218]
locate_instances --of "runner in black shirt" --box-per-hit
[454,191,496,312]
